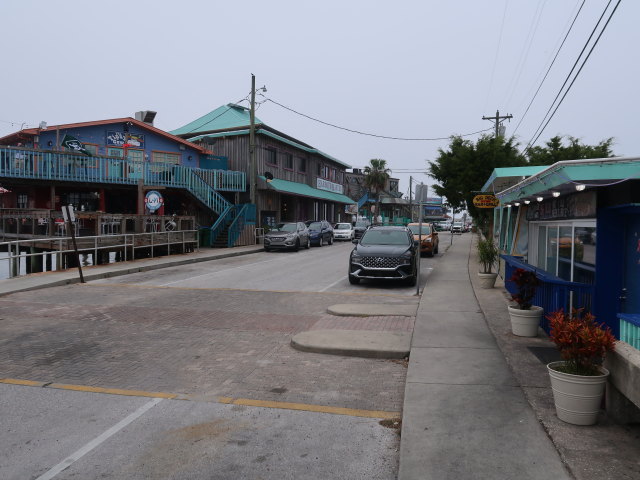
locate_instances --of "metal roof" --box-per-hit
[492,157,640,204]
[259,176,355,204]
[188,129,351,168]
[169,104,262,136]
[481,166,548,193]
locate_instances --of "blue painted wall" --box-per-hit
[37,122,202,168]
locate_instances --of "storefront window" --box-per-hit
[558,226,573,281]
[536,225,547,270]
[546,226,559,276]
[574,226,596,284]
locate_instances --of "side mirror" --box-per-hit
[414,240,420,247]
[352,238,359,244]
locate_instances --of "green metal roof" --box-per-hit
[481,166,547,193]
[259,176,355,204]
[170,104,262,136]
[187,129,351,168]
[494,157,640,204]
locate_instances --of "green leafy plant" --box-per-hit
[509,268,540,310]
[477,236,499,274]
[548,308,616,376]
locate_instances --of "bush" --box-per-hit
[548,308,616,376]
[509,268,540,310]
[477,236,498,274]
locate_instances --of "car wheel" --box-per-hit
[318,237,323,247]
[349,275,360,285]
[328,235,333,245]
[405,275,417,287]
[426,251,434,257]
[293,239,300,252]
[264,247,271,252]
[434,244,439,254]
[305,238,311,249]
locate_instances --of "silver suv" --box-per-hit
[264,222,311,251]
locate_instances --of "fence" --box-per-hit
[501,254,595,333]
[0,230,198,278]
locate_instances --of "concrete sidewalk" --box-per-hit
[399,233,571,479]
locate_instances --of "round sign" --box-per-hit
[145,190,164,212]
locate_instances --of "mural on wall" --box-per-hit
[106,131,145,148]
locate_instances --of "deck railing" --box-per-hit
[501,254,595,333]
[0,146,245,192]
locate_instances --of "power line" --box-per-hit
[264,98,493,141]
[524,0,621,153]
[182,95,251,135]
[483,0,509,112]
[513,0,586,135]
[523,0,616,154]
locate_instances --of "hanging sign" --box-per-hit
[472,194,500,208]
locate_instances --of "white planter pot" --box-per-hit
[478,272,498,289]
[507,305,543,337]
[547,361,609,425]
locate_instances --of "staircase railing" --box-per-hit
[357,192,369,209]
[226,204,256,247]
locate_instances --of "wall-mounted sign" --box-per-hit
[525,191,596,221]
[145,190,164,212]
[107,131,145,148]
[473,194,500,208]
[317,178,344,194]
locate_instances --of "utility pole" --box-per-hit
[408,176,413,222]
[249,74,257,207]
[482,110,513,137]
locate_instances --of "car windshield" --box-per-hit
[335,224,351,230]
[308,222,322,230]
[271,223,297,232]
[408,225,431,235]
[355,221,369,228]
[360,230,410,246]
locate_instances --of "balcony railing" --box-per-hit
[501,254,595,333]
[0,146,245,192]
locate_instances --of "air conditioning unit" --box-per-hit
[135,111,157,125]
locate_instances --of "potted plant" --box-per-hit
[507,267,543,337]
[476,235,499,288]
[547,308,616,425]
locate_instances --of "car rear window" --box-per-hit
[272,223,297,232]
[408,225,431,235]
[308,222,321,230]
[335,224,351,230]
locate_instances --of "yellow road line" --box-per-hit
[1,378,399,419]
[218,396,399,419]
[1,378,46,387]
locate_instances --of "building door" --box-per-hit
[622,216,640,314]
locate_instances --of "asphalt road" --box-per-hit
[0,239,442,479]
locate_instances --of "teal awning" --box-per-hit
[259,176,355,204]
[481,166,547,193]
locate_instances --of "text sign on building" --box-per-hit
[317,178,344,194]
[473,194,499,208]
[145,190,164,212]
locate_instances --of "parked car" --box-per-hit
[407,222,439,257]
[434,221,451,232]
[263,222,310,252]
[333,222,354,241]
[353,219,371,239]
[451,222,464,234]
[305,220,334,246]
[348,226,418,286]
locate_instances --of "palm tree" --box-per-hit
[363,158,391,223]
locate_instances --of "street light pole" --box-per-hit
[249,74,257,207]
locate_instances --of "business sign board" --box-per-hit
[472,194,499,208]
[145,190,164,212]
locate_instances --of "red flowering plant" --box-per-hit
[508,268,541,310]
[548,308,616,376]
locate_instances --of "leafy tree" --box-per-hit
[525,135,614,165]
[364,158,391,222]
[428,135,525,228]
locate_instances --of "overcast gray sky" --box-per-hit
[1,0,636,198]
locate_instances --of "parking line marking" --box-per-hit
[0,379,177,399]
[217,396,399,419]
[34,398,162,480]
[0,378,46,387]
